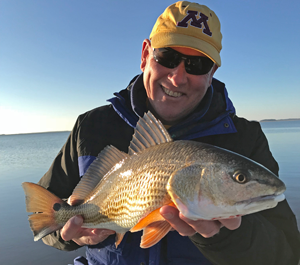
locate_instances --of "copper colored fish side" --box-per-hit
[22,112,286,248]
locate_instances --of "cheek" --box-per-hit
[143,64,155,98]
[143,74,157,101]
[190,74,212,98]
[189,83,208,102]
[143,61,166,98]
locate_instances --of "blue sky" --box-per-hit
[1,0,299,134]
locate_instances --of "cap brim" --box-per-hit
[151,33,221,67]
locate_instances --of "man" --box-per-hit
[38,1,300,264]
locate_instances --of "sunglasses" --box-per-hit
[153,47,214,75]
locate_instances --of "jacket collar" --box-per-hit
[107,74,237,140]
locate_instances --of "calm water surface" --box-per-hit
[0,132,86,264]
[260,120,300,226]
[0,120,299,264]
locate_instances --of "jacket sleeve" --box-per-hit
[189,119,300,265]
[37,116,83,251]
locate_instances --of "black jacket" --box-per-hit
[39,76,300,265]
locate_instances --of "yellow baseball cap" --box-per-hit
[150,1,222,67]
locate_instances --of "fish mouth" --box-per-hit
[235,193,285,206]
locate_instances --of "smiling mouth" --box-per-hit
[162,85,183,98]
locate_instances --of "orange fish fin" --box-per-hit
[130,208,165,232]
[22,182,65,241]
[130,202,176,233]
[140,221,172,249]
[115,232,126,248]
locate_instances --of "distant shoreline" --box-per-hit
[0,131,71,136]
[1,118,300,136]
[260,118,300,122]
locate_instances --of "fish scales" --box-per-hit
[77,141,199,228]
[39,141,259,228]
[82,142,191,229]
[22,112,286,247]
[52,203,100,226]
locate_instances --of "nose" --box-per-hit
[168,61,188,87]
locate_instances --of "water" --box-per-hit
[0,132,86,264]
[0,121,299,264]
[259,120,300,226]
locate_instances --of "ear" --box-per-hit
[140,39,152,72]
[208,64,218,86]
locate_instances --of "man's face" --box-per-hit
[140,39,217,125]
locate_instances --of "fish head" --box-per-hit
[167,146,286,220]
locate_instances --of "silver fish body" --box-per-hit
[22,112,285,247]
[76,140,285,229]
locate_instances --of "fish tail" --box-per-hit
[22,182,66,241]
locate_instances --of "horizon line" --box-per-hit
[0,130,71,136]
[1,118,300,136]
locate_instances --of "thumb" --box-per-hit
[61,215,83,241]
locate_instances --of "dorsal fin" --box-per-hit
[128,111,173,155]
[69,145,129,205]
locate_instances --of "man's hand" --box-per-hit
[160,205,241,238]
[60,216,115,246]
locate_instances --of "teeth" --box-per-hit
[162,86,182,97]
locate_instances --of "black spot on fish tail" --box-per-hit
[53,203,61,211]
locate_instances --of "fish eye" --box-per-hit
[233,171,248,184]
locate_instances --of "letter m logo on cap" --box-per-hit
[177,10,212,37]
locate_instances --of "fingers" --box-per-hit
[219,216,241,230]
[179,213,223,238]
[61,215,115,246]
[160,205,221,237]
[72,229,115,246]
[90,229,116,240]
[160,205,242,238]
[160,205,196,236]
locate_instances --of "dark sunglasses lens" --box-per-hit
[185,57,214,75]
[153,49,181,68]
[153,48,213,75]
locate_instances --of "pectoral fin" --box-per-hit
[130,208,164,232]
[140,221,172,248]
[130,202,176,232]
[130,202,176,248]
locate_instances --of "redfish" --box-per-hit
[22,112,285,248]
